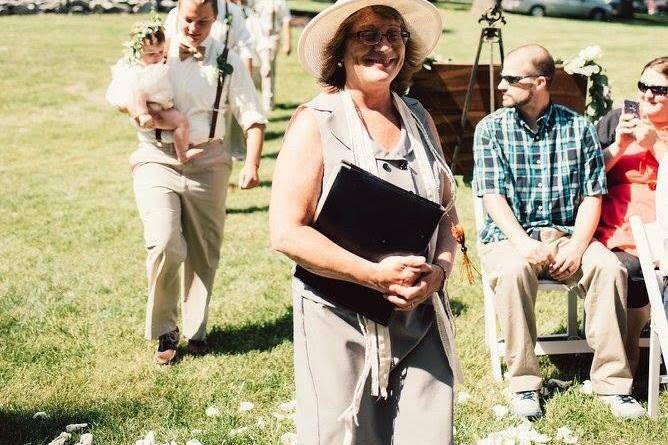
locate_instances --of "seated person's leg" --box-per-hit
[613,250,651,377]
[580,242,645,418]
[479,240,542,417]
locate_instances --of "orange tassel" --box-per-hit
[451,223,479,285]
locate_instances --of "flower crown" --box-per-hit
[123,12,164,64]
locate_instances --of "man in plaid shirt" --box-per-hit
[473,44,644,420]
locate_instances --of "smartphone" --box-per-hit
[624,99,640,118]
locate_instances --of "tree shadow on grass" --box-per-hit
[262,151,279,160]
[227,205,269,215]
[269,114,291,123]
[274,102,300,111]
[265,130,285,141]
[449,297,468,316]
[0,408,104,444]
[206,308,293,355]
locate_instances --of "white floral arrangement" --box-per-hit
[563,45,613,123]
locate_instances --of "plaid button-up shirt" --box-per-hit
[473,103,607,244]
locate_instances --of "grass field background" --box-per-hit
[1,3,667,444]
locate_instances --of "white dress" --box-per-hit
[105,60,174,111]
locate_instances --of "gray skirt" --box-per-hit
[292,280,454,445]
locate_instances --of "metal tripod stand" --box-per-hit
[451,1,506,171]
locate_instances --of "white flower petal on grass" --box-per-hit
[185,440,202,445]
[205,406,221,417]
[191,429,202,435]
[456,391,472,405]
[256,417,267,429]
[229,426,249,436]
[280,432,298,445]
[556,426,579,444]
[135,431,156,445]
[239,401,255,412]
[556,426,572,440]
[77,433,93,445]
[65,424,88,433]
[579,380,593,395]
[32,411,49,419]
[279,400,297,412]
[48,432,72,445]
[491,404,509,420]
[476,422,551,445]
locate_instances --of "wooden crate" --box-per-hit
[408,64,588,175]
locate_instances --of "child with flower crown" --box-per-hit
[106,16,204,163]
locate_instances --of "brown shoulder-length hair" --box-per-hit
[318,5,421,94]
[642,56,668,77]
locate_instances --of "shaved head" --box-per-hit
[506,44,555,87]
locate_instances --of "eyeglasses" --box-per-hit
[500,74,539,85]
[351,29,410,46]
[637,81,668,96]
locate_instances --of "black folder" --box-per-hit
[295,161,445,325]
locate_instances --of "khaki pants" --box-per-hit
[479,231,633,395]
[293,293,453,445]
[259,46,277,112]
[133,160,231,341]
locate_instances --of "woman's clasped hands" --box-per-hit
[372,255,445,311]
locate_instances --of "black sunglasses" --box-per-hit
[500,74,539,85]
[352,29,410,46]
[638,81,668,96]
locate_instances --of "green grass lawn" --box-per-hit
[0,8,667,445]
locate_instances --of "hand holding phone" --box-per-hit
[624,99,640,118]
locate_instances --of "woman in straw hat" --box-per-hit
[270,1,462,443]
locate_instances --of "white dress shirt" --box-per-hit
[129,35,266,166]
[164,0,254,61]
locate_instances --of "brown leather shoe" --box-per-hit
[187,339,209,356]
[154,329,179,365]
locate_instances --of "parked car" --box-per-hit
[608,0,668,14]
[606,0,647,14]
[501,0,615,20]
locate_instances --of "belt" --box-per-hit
[529,227,567,242]
[152,138,223,155]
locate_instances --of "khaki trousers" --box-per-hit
[479,231,633,395]
[133,160,231,341]
[259,46,277,112]
[293,293,453,445]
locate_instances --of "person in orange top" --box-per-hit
[596,56,668,377]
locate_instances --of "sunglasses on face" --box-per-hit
[500,74,539,85]
[351,29,410,46]
[637,81,668,96]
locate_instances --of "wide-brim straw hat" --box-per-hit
[298,0,443,79]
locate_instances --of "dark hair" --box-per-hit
[507,44,555,87]
[142,27,166,48]
[318,6,421,94]
[534,54,555,87]
[642,56,668,77]
[178,0,219,17]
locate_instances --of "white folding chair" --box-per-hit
[629,216,668,419]
[474,194,593,382]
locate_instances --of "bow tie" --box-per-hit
[179,44,206,62]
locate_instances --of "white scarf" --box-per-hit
[337,90,463,445]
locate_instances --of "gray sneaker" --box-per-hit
[598,394,646,419]
[510,390,542,419]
